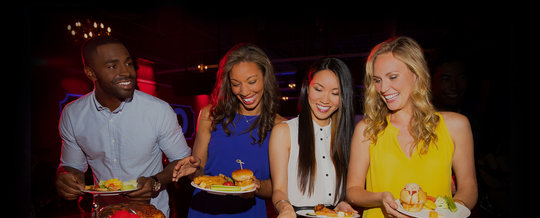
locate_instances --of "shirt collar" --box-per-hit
[91,90,133,113]
[313,118,332,138]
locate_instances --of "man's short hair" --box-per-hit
[81,35,124,67]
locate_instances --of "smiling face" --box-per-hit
[308,69,340,126]
[230,62,264,115]
[372,52,417,112]
[85,43,137,110]
[432,61,467,109]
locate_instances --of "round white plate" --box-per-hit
[191,181,255,196]
[82,188,138,196]
[395,199,470,218]
[296,209,361,217]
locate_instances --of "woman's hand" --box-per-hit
[172,156,201,182]
[334,201,358,213]
[277,209,296,218]
[238,177,260,199]
[380,191,410,218]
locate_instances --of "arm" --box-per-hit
[127,159,183,202]
[172,105,212,181]
[248,115,288,199]
[56,107,87,200]
[269,123,295,216]
[190,105,213,179]
[346,120,403,217]
[442,112,478,209]
[255,114,288,198]
[128,102,193,201]
[55,165,85,200]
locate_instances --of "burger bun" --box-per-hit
[399,183,427,212]
[231,169,253,181]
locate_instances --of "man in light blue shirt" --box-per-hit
[55,36,191,217]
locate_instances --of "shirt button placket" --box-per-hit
[109,114,120,169]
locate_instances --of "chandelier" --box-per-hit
[67,19,112,41]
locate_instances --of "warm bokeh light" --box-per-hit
[66,19,111,41]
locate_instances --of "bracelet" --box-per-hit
[273,199,290,207]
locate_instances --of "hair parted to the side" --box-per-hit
[363,36,439,155]
[297,57,355,204]
[210,43,280,145]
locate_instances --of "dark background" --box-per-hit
[17,2,526,217]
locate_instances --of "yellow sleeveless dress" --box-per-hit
[363,113,454,218]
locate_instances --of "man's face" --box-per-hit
[86,43,137,102]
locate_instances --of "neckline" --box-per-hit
[386,116,417,159]
[238,113,259,124]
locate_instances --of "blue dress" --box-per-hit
[188,114,270,218]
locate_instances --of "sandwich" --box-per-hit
[231,169,255,191]
[400,183,427,212]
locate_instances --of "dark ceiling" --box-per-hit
[26,3,515,98]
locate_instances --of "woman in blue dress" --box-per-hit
[172,43,285,217]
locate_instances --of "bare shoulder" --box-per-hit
[439,111,472,138]
[439,111,470,129]
[274,114,288,125]
[353,119,369,144]
[270,121,291,149]
[272,121,290,135]
[354,118,369,135]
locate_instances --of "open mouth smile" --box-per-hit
[384,93,399,102]
[242,94,257,105]
[316,104,331,113]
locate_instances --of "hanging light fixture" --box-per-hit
[197,64,208,72]
[67,19,112,42]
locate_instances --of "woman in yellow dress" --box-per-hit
[346,36,477,217]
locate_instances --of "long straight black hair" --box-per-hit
[297,57,355,204]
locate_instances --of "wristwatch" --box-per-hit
[151,175,161,192]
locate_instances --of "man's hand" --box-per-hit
[125,177,154,202]
[55,166,84,200]
[172,156,201,182]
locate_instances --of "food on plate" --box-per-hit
[423,198,436,210]
[313,204,355,217]
[314,204,337,217]
[231,169,256,191]
[193,174,230,189]
[85,178,138,192]
[98,201,165,218]
[435,195,458,212]
[193,169,257,192]
[428,210,438,218]
[210,185,242,192]
[399,183,427,212]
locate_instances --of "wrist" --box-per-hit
[150,175,161,192]
[453,199,468,209]
[274,199,292,213]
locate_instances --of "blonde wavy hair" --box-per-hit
[363,36,439,155]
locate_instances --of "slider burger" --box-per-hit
[400,183,427,212]
[231,169,255,191]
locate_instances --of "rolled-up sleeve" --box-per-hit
[58,107,88,172]
[156,103,191,162]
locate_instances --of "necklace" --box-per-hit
[243,115,257,123]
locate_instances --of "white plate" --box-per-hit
[395,199,470,218]
[296,209,361,217]
[82,188,138,196]
[191,181,255,196]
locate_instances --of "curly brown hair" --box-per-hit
[210,43,280,145]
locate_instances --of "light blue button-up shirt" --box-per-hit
[59,90,191,216]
